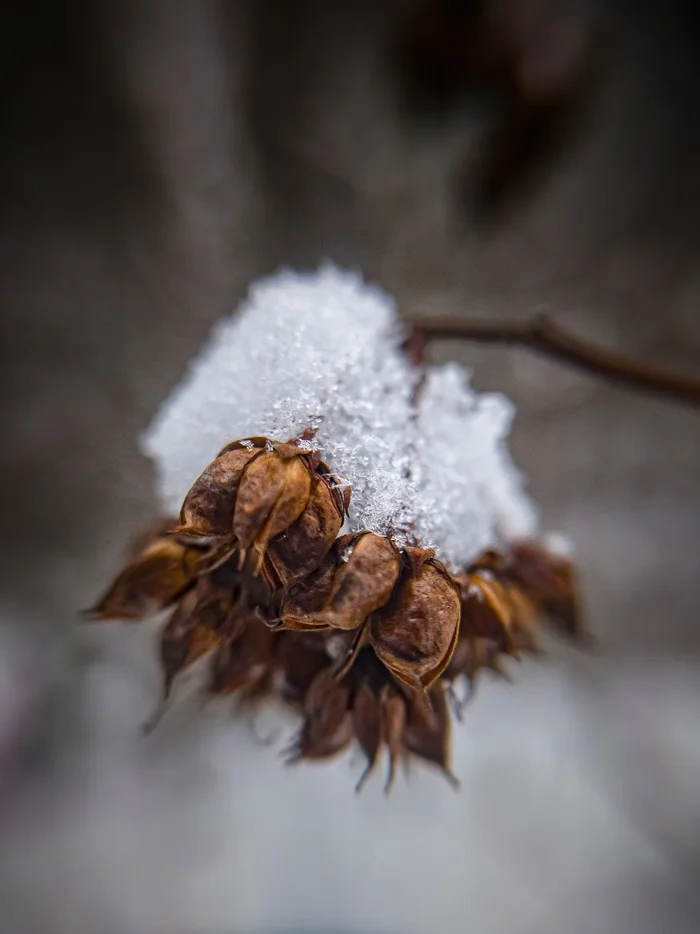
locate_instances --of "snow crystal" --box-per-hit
[142,263,537,569]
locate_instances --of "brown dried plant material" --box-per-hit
[380,683,409,793]
[188,557,256,639]
[233,446,312,573]
[177,438,347,584]
[288,667,355,762]
[460,571,518,654]
[208,614,274,696]
[266,471,347,588]
[445,539,583,699]
[370,549,461,691]
[85,426,586,791]
[275,631,333,708]
[403,681,459,788]
[160,589,223,699]
[178,441,265,540]
[86,531,204,621]
[281,532,402,632]
[508,540,583,637]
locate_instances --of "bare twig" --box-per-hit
[408,314,700,409]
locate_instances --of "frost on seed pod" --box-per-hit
[85,524,204,621]
[369,548,461,691]
[280,532,401,632]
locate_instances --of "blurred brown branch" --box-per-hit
[408,315,700,408]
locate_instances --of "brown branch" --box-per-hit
[407,314,700,409]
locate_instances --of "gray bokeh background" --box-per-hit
[0,2,698,932]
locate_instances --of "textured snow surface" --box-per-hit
[142,264,537,568]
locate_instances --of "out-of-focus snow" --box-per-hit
[142,264,537,568]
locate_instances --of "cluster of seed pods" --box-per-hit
[88,436,581,790]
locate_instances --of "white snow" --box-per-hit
[142,264,537,568]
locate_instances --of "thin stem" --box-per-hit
[408,314,700,409]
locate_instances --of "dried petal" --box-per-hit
[178,563,243,644]
[86,535,202,621]
[461,571,516,654]
[353,681,383,792]
[208,616,274,695]
[289,668,354,761]
[160,589,222,698]
[283,532,401,632]
[380,683,407,793]
[370,552,460,690]
[234,450,312,573]
[339,649,409,793]
[509,541,583,637]
[403,683,459,788]
[267,473,344,587]
[178,444,262,540]
[276,632,331,706]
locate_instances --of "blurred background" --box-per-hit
[0,1,699,932]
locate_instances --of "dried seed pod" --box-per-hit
[276,631,332,707]
[281,550,339,617]
[353,681,383,791]
[443,630,511,686]
[86,533,204,621]
[178,442,264,540]
[350,646,392,791]
[282,532,401,632]
[266,472,345,588]
[159,589,222,699]
[460,571,517,654]
[502,583,541,653]
[370,549,461,690]
[380,682,408,793]
[508,540,583,637]
[233,447,312,573]
[403,682,459,788]
[288,667,354,761]
[190,558,248,638]
[208,615,274,696]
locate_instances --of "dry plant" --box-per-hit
[86,265,698,790]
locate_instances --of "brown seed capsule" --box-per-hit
[370,549,461,690]
[508,540,583,637]
[85,533,203,621]
[403,682,459,788]
[349,646,393,791]
[191,559,247,638]
[178,443,264,540]
[266,472,345,588]
[380,683,408,793]
[460,571,517,655]
[233,448,312,573]
[282,532,402,632]
[288,667,354,761]
[353,681,383,791]
[276,631,332,707]
[159,589,222,699]
[208,615,274,696]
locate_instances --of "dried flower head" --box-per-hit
[85,266,586,790]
